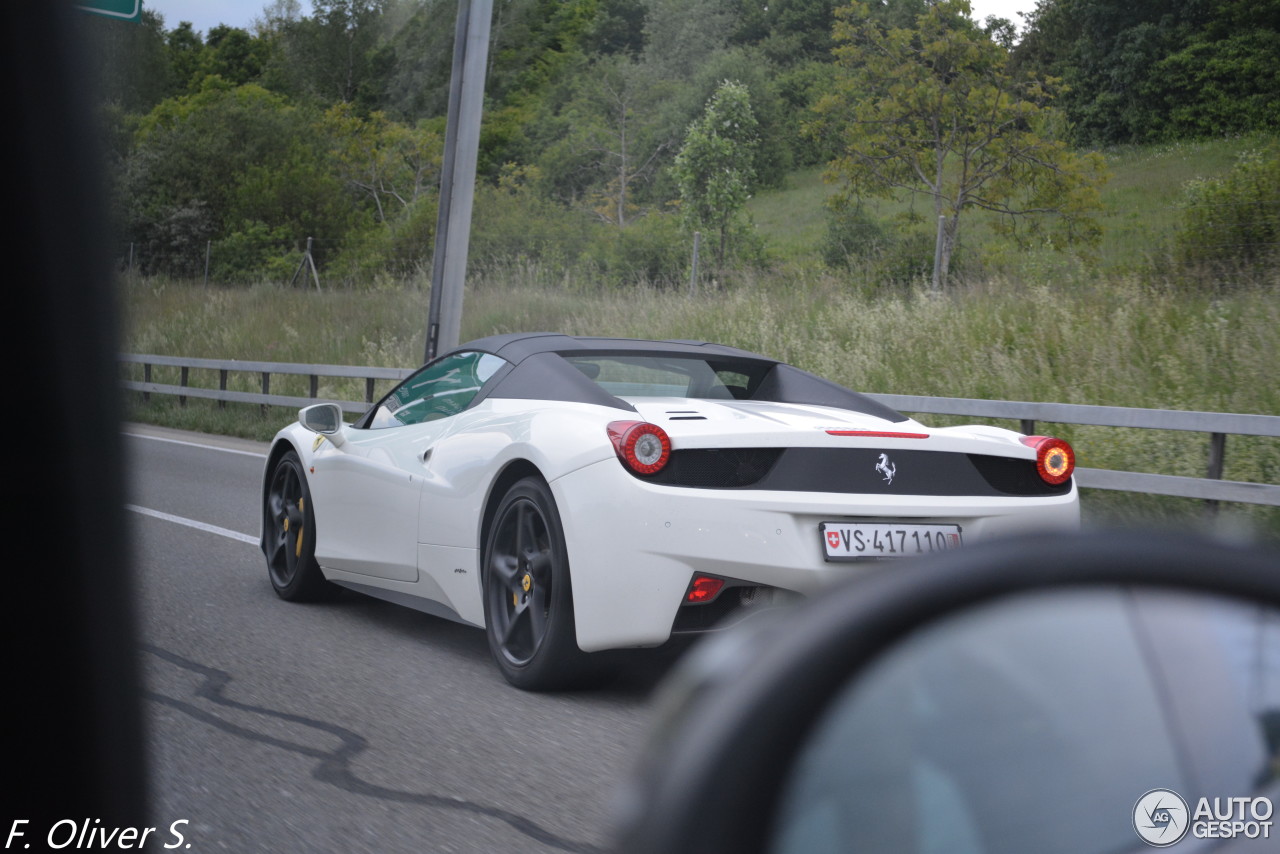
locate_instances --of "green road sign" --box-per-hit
[76,1,141,22]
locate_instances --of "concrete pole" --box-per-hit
[425,0,492,363]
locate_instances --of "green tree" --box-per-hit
[672,79,759,268]
[534,56,674,225]
[254,0,304,32]
[814,0,1106,288]
[125,81,343,276]
[223,143,360,277]
[321,104,443,224]
[642,0,736,79]
[200,25,271,87]
[273,0,390,106]
[165,21,208,93]
[1015,0,1280,144]
[728,0,848,64]
[583,0,648,57]
[686,48,793,188]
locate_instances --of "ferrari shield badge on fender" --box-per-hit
[312,434,325,452]
[875,453,896,485]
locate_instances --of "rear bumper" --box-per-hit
[553,458,1080,652]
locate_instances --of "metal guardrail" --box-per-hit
[120,354,1280,507]
[119,353,413,415]
[864,393,1280,507]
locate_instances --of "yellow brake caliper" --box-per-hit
[295,497,305,557]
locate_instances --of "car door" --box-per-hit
[309,351,506,583]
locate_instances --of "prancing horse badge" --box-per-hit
[875,453,896,485]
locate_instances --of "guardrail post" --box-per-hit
[143,362,151,404]
[1020,419,1036,436]
[219,369,228,411]
[179,366,189,407]
[310,375,318,399]
[261,372,270,418]
[1205,432,1226,516]
[366,378,375,403]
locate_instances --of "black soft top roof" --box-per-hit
[445,332,774,365]
[440,333,907,423]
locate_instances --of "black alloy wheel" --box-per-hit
[483,477,585,689]
[264,450,336,601]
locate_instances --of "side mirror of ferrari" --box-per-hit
[299,403,346,446]
[614,531,1280,854]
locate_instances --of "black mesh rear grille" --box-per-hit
[757,448,1070,497]
[644,448,783,488]
[968,453,1068,496]
[635,447,1069,496]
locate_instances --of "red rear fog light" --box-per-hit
[686,575,725,604]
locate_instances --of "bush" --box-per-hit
[582,212,692,287]
[821,205,940,287]
[468,184,593,268]
[211,221,301,283]
[821,203,889,269]
[324,197,439,286]
[1175,146,1280,273]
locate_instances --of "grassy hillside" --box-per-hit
[748,135,1268,275]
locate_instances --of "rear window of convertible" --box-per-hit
[561,355,772,400]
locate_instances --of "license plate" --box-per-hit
[820,522,963,561]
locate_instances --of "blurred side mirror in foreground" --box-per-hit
[615,531,1280,854]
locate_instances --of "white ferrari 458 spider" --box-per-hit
[260,333,1079,689]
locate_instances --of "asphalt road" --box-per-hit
[124,425,674,854]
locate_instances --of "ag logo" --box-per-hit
[1134,789,1190,846]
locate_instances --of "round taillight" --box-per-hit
[1020,435,1076,485]
[607,421,672,476]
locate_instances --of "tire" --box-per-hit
[482,477,586,690]
[264,450,339,602]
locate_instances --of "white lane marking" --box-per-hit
[125,432,268,459]
[127,504,258,545]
